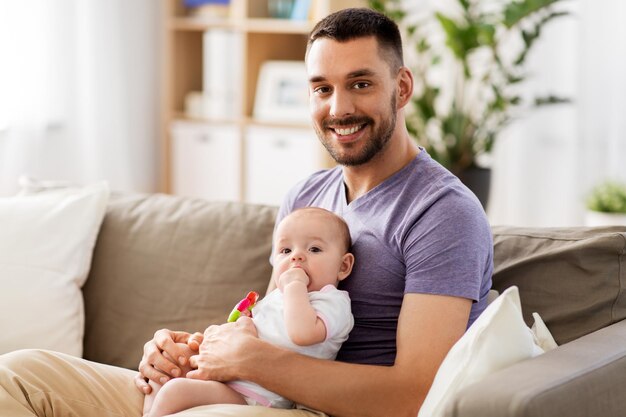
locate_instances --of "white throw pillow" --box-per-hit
[0,181,110,356]
[418,286,556,417]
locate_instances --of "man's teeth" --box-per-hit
[335,125,363,136]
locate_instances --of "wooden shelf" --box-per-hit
[169,17,311,34]
[172,112,242,125]
[245,117,312,130]
[161,0,364,201]
[242,18,312,34]
[171,113,311,130]
[168,17,235,31]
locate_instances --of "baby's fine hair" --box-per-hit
[288,207,352,252]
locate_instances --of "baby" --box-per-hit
[143,207,355,416]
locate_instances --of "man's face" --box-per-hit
[306,36,398,166]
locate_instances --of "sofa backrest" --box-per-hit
[82,193,278,369]
[82,193,626,369]
[492,226,626,345]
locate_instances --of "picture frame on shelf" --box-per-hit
[253,61,310,123]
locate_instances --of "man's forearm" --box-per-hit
[240,339,426,417]
[195,294,469,417]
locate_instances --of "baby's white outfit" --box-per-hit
[228,285,353,408]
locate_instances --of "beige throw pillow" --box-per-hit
[0,181,109,356]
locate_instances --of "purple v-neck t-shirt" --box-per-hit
[274,150,493,366]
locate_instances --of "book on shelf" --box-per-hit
[185,0,230,19]
[183,0,229,7]
[201,29,242,119]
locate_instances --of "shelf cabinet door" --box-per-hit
[245,126,324,206]
[171,121,241,201]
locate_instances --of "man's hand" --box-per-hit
[187,317,259,381]
[134,329,202,394]
[277,268,309,291]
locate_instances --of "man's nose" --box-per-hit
[329,90,355,118]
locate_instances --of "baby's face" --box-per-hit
[273,210,350,291]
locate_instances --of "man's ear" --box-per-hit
[337,252,355,281]
[396,66,414,109]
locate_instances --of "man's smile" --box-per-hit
[332,124,366,136]
[327,123,368,143]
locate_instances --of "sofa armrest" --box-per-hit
[444,319,626,417]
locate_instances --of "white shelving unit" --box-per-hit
[162,0,366,204]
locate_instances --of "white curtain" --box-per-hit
[577,1,626,192]
[489,0,626,226]
[0,0,161,196]
[488,0,580,226]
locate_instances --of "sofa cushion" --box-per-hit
[82,193,278,369]
[492,226,626,344]
[0,181,109,357]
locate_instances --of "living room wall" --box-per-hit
[1,0,624,227]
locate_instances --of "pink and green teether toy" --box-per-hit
[227,291,259,322]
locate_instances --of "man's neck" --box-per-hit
[343,129,420,204]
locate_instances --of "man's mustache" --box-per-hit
[322,115,373,128]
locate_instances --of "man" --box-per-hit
[137,7,492,417]
[0,8,492,417]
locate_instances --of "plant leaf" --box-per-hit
[534,95,572,106]
[436,13,466,59]
[367,0,386,13]
[513,11,569,65]
[503,0,563,28]
[436,12,484,62]
[476,23,496,47]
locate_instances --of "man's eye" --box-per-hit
[309,247,321,253]
[280,248,291,254]
[353,82,370,89]
[314,86,331,95]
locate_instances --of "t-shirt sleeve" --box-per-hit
[402,191,493,302]
[310,288,354,343]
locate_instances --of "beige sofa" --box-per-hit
[81,192,626,417]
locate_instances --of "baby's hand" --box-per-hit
[278,268,310,291]
[187,332,204,351]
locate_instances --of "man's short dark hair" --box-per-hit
[306,8,404,73]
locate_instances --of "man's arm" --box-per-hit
[189,292,471,417]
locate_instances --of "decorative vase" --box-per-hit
[457,166,491,210]
[584,210,626,227]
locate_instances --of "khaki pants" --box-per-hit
[0,349,327,417]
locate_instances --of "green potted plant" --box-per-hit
[369,0,570,207]
[585,181,626,226]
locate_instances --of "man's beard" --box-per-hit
[315,93,397,167]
